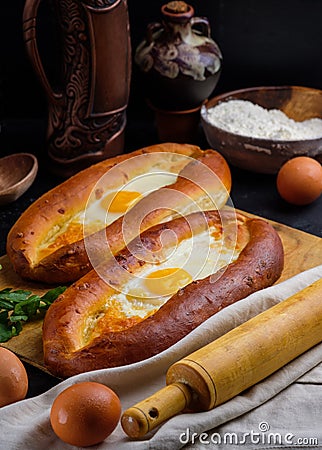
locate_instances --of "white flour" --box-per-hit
[205,99,322,140]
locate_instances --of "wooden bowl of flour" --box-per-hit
[201,86,322,173]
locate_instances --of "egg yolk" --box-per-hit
[38,222,84,260]
[144,267,192,297]
[100,191,142,213]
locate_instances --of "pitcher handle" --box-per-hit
[146,22,163,44]
[23,0,62,102]
[190,17,211,38]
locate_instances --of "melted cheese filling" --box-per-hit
[82,171,177,227]
[82,221,249,344]
[38,171,177,259]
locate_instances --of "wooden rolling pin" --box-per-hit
[121,278,322,438]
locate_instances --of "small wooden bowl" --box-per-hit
[201,86,322,173]
[0,153,38,206]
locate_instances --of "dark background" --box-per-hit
[1,0,322,153]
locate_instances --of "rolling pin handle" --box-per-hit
[121,382,192,438]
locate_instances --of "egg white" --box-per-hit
[103,223,239,319]
[81,170,177,229]
[39,170,177,253]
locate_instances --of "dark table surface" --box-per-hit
[0,115,321,398]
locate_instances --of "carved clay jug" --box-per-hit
[135,1,222,111]
[23,0,131,177]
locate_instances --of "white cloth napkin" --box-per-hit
[1,265,322,450]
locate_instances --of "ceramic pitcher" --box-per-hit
[23,0,131,176]
[135,1,222,111]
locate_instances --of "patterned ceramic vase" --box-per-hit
[135,1,222,111]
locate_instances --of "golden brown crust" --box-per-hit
[6,144,231,284]
[42,211,284,378]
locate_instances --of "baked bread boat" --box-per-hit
[6,143,231,284]
[42,210,284,378]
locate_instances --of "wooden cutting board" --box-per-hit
[0,214,321,376]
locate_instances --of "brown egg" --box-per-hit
[277,156,322,205]
[50,381,121,447]
[0,347,28,407]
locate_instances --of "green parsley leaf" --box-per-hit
[0,286,67,343]
[0,322,13,342]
